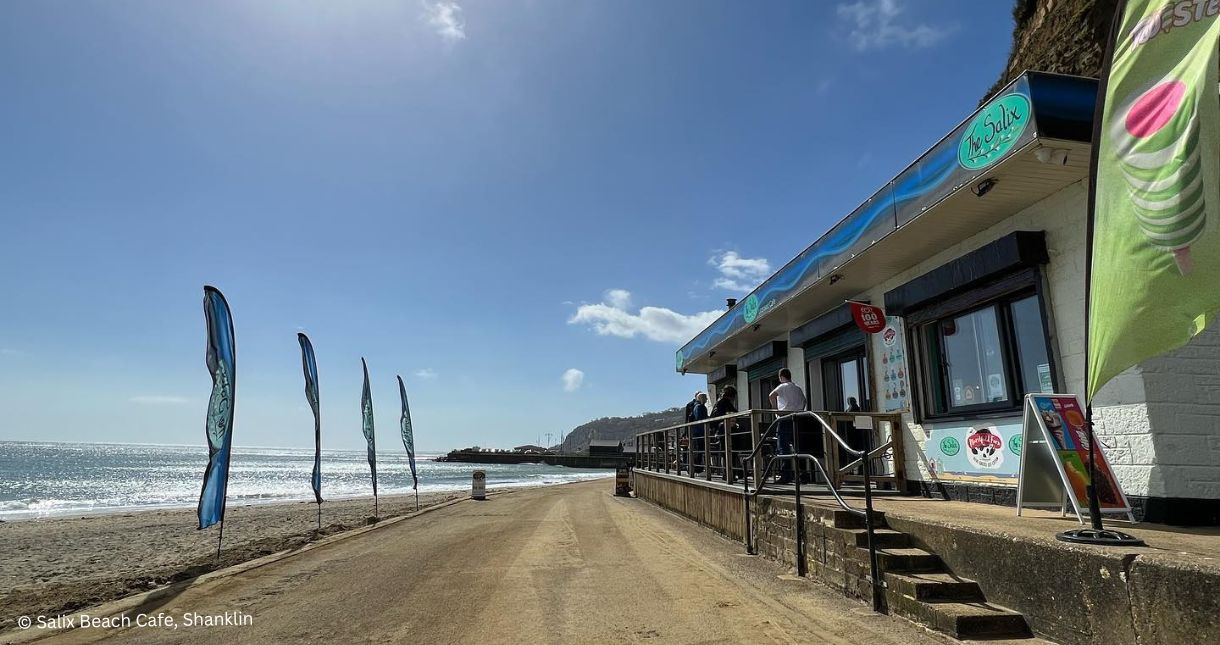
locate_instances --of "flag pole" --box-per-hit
[216,519,225,563]
[1058,0,1144,547]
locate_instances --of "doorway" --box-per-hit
[818,348,870,412]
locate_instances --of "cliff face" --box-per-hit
[984,0,1119,102]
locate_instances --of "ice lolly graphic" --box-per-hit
[1111,79,1206,275]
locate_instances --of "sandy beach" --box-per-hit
[0,491,464,630]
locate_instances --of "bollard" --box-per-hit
[471,469,486,500]
[615,464,632,496]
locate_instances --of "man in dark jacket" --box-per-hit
[709,386,738,478]
[690,392,709,474]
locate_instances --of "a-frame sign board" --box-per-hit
[1017,393,1135,524]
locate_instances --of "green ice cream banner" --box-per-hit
[1089,0,1220,399]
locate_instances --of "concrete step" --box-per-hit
[847,528,909,549]
[884,571,985,602]
[868,547,942,573]
[827,508,886,530]
[921,601,1031,640]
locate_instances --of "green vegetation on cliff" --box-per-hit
[559,407,684,453]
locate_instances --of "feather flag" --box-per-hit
[198,286,236,530]
[298,334,322,504]
[1088,0,1220,399]
[361,358,377,501]
[397,375,418,491]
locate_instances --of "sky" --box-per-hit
[0,0,1016,452]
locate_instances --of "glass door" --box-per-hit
[821,348,870,412]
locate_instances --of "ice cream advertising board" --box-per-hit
[1017,394,1134,522]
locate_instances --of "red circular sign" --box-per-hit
[850,302,886,334]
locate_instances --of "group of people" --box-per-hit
[680,368,812,485]
[681,385,739,475]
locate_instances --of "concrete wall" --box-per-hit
[634,471,1220,645]
[886,512,1220,645]
[633,470,874,600]
[631,470,745,541]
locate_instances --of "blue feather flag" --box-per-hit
[298,333,322,505]
[397,375,418,491]
[361,358,377,500]
[198,286,236,530]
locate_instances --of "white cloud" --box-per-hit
[709,251,771,293]
[569,290,724,344]
[604,289,632,309]
[130,395,190,405]
[414,368,439,380]
[836,0,953,51]
[421,1,466,43]
[562,368,585,392]
[0,348,24,356]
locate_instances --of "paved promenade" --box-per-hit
[21,480,953,644]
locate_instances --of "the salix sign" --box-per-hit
[958,93,1031,170]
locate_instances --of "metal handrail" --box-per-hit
[801,410,865,457]
[737,416,883,613]
[742,413,784,463]
[634,409,888,611]
[750,453,859,512]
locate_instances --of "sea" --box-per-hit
[0,441,613,521]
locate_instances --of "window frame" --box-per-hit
[907,268,1058,423]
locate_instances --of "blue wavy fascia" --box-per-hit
[678,83,1034,371]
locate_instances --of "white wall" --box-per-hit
[787,345,807,405]
[735,369,750,411]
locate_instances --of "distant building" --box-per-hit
[513,444,547,453]
[588,440,623,457]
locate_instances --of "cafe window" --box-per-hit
[914,290,1055,419]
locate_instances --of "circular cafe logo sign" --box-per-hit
[1008,434,1023,456]
[939,436,960,457]
[958,93,1031,170]
[742,294,761,324]
[966,426,1005,470]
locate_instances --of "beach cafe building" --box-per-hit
[673,72,1220,527]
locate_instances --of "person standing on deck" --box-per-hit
[689,392,709,474]
[709,386,738,477]
[682,391,701,473]
[769,368,806,485]
[684,392,701,424]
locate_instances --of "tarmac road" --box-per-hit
[30,480,948,644]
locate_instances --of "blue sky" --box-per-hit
[0,0,1015,452]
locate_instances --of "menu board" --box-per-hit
[1017,394,1134,521]
[878,316,909,412]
